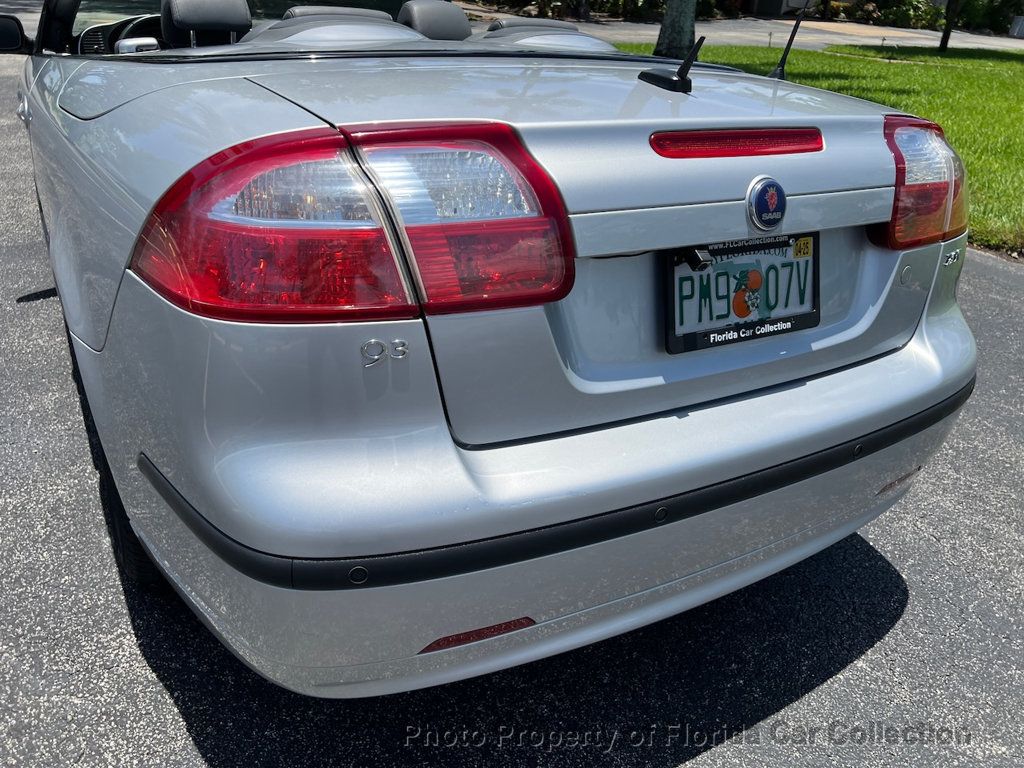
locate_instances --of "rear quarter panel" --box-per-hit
[27,62,325,350]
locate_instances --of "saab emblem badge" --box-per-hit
[747,176,786,231]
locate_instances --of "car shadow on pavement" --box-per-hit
[113,529,908,767]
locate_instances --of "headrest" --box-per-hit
[283,5,392,19]
[486,18,577,31]
[397,0,471,40]
[161,0,253,48]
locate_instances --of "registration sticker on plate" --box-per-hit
[665,233,820,354]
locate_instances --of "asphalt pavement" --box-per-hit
[1,53,1022,768]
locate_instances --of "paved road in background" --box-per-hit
[1,54,1022,768]
[481,13,1024,51]
[617,16,1024,49]
[6,0,1024,52]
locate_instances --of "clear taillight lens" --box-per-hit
[872,115,969,250]
[352,124,575,314]
[130,129,416,322]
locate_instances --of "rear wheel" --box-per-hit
[64,322,164,590]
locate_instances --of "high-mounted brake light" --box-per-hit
[871,115,969,250]
[132,124,575,322]
[350,123,575,314]
[649,128,823,159]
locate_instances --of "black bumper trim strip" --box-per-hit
[138,376,974,591]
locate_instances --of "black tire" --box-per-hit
[97,461,165,589]
[64,322,165,590]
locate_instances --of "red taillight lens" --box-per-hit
[872,115,969,250]
[351,123,575,314]
[130,129,416,322]
[649,127,823,159]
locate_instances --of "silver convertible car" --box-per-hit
[3,0,975,698]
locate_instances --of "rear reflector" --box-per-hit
[419,617,536,654]
[870,115,969,250]
[351,124,575,314]
[876,466,923,496]
[649,128,823,159]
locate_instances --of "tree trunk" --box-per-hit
[939,0,959,51]
[654,0,697,58]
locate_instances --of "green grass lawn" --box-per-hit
[617,43,1024,252]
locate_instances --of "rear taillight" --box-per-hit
[131,129,417,323]
[131,123,574,322]
[350,123,575,314]
[871,115,969,250]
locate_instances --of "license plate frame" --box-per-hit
[664,233,821,355]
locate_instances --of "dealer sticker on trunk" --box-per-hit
[665,233,821,354]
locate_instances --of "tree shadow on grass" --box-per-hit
[834,45,1024,67]
[114,531,907,767]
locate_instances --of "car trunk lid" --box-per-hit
[252,58,931,446]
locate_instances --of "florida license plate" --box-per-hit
[665,233,820,354]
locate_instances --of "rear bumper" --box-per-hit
[136,404,964,698]
[136,379,973,592]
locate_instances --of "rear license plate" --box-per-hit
[665,233,820,354]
